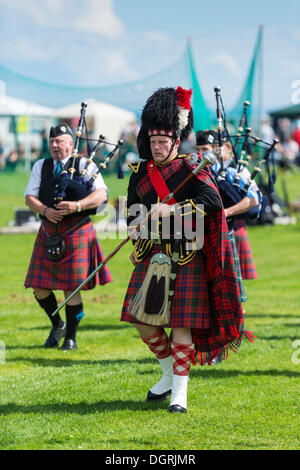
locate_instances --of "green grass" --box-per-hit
[0,170,300,450]
[0,171,130,227]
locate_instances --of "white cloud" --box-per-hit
[1,35,57,62]
[76,0,124,37]
[205,52,242,78]
[103,50,137,79]
[144,31,170,45]
[24,0,124,38]
[0,0,132,84]
[23,0,67,26]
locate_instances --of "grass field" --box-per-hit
[0,170,300,450]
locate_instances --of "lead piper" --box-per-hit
[121,87,254,413]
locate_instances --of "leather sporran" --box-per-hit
[45,234,65,261]
[129,253,171,326]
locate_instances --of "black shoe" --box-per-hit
[211,355,222,365]
[60,338,77,351]
[168,404,187,414]
[147,389,172,402]
[44,323,66,348]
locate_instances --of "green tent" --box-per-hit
[229,25,263,132]
[269,103,300,119]
[186,40,212,131]
[0,27,263,134]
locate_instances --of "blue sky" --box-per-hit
[0,0,299,112]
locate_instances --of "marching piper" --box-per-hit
[121,87,254,414]
[196,130,258,283]
[196,130,259,290]
[24,124,112,350]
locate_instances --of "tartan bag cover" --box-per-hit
[24,215,112,291]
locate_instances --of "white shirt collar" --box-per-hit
[55,155,72,167]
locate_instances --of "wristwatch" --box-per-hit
[76,201,82,213]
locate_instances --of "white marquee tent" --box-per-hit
[0,96,137,171]
[0,95,55,116]
[0,96,55,171]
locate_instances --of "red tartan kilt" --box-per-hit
[121,245,211,328]
[24,215,112,291]
[233,219,257,280]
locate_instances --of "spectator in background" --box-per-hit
[291,120,300,167]
[292,120,300,147]
[261,117,275,144]
[275,117,291,144]
[40,126,49,159]
[30,143,41,168]
[5,148,19,172]
[17,143,25,165]
[281,136,299,169]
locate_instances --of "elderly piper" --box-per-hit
[24,123,112,350]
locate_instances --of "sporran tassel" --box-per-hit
[144,271,166,315]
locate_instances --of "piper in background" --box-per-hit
[121,87,254,414]
[196,129,258,284]
[24,124,112,350]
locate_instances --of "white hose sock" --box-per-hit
[150,355,174,395]
[169,374,189,409]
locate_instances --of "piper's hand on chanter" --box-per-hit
[44,207,64,223]
[56,200,78,217]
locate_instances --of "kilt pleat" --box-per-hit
[233,219,257,280]
[121,245,211,329]
[24,216,112,290]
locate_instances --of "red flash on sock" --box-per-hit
[171,342,195,376]
[141,328,171,359]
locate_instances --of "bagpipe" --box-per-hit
[214,86,227,179]
[53,102,124,212]
[211,87,278,221]
[233,99,250,162]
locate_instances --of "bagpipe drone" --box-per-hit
[211,86,279,221]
